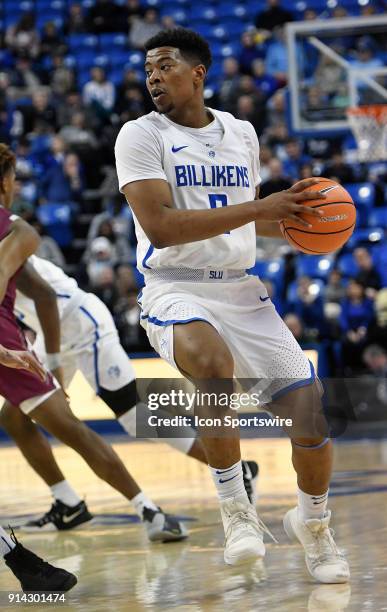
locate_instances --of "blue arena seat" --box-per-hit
[286,278,325,304]
[296,255,334,280]
[107,49,131,68]
[344,183,375,209]
[346,227,385,250]
[368,207,387,229]
[74,49,96,69]
[248,258,285,291]
[189,7,217,23]
[68,34,98,50]
[98,34,127,49]
[37,202,74,247]
[336,253,359,278]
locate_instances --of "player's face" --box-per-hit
[145,47,204,115]
[0,167,16,209]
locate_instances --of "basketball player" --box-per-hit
[0,345,77,591]
[114,28,350,582]
[0,143,186,543]
[0,253,258,530]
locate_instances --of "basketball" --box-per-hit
[280,178,357,255]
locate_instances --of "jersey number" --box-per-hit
[208,194,230,235]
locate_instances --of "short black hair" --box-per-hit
[144,28,212,71]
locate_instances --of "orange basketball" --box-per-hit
[280,178,356,255]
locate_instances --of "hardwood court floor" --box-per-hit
[0,437,387,611]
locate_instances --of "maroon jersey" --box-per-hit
[0,207,56,407]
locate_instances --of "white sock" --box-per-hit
[131,492,159,518]
[210,460,247,502]
[297,487,329,521]
[0,526,15,557]
[50,480,82,507]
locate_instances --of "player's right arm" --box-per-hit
[16,262,65,389]
[0,219,40,303]
[116,123,324,248]
[0,343,46,380]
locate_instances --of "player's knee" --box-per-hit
[194,350,234,379]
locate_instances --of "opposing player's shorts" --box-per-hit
[0,315,58,413]
[33,292,135,393]
[139,272,315,404]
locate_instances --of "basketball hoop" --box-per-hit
[347,105,387,162]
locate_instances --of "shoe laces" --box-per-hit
[31,501,63,526]
[225,507,278,546]
[307,522,346,566]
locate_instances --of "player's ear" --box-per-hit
[192,64,206,86]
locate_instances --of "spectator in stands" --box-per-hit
[87,194,134,247]
[255,0,293,33]
[83,67,115,121]
[40,152,84,204]
[301,86,330,123]
[363,344,387,377]
[5,13,40,59]
[325,269,346,305]
[290,276,326,339]
[86,0,124,34]
[219,58,242,112]
[129,9,162,50]
[259,159,291,198]
[115,81,147,123]
[238,31,264,76]
[314,56,346,98]
[251,59,279,100]
[50,54,76,98]
[282,139,311,181]
[265,27,289,84]
[350,44,383,103]
[85,236,119,310]
[30,217,66,269]
[40,22,66,58]
[284,313,316,345]
[367,289,387,351]
[91,219,132,265]
[7,55,42,100]
[10,180,35,221]
[57,90,98,131]
[354,247,382,295]
[266,89,286,130]
[123,0,146,30]
[64,3,86,35]
[258,144,273,182]
[340,279,375,373]
[19,90,57,136]
[59,111,98,150]
[323,151,356,184]
[236,95,266,136]
[304,9,318,21]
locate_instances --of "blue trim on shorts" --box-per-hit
[271,360,316,402]
[142,244,154,269]
[79,306,100,391]
[56,293,72,298]
[141,315,208,327]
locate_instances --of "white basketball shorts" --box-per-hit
[139,274,315,404]
[33,292,135,392]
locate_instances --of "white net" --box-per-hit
[347,105,387,162]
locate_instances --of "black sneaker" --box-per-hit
[242,460,259,506]
[21,500,93,532]
[3,531,77,592]
[142,507,188,543]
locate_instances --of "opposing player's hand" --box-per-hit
[256,178,326,228]
[0,345,46,380]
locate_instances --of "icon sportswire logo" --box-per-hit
[171,145,189,153]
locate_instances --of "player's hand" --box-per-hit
[255,178,326,228]
[0,346,46,380]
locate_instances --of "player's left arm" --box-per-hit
[0,343,46,380]
[16,262,64,386]
[0,218,40,303]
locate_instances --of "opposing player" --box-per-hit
[0,253,258,529]
[114,28,350,582]
[0,143,186,543]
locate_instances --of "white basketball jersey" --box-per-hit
[115,109,261,278]
[14,255,82,336]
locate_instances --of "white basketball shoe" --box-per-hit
[221,494,276,566]
[283,507,350,584]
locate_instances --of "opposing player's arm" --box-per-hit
[16,262,61,356]
[0,219,40,303]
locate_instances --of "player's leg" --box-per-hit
[0,524,77,591]
[27,389,186,541]
[0,401,92,531]
[173,320,265,565]
[271,382,349,584]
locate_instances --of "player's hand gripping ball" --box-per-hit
[280,178,356,254]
